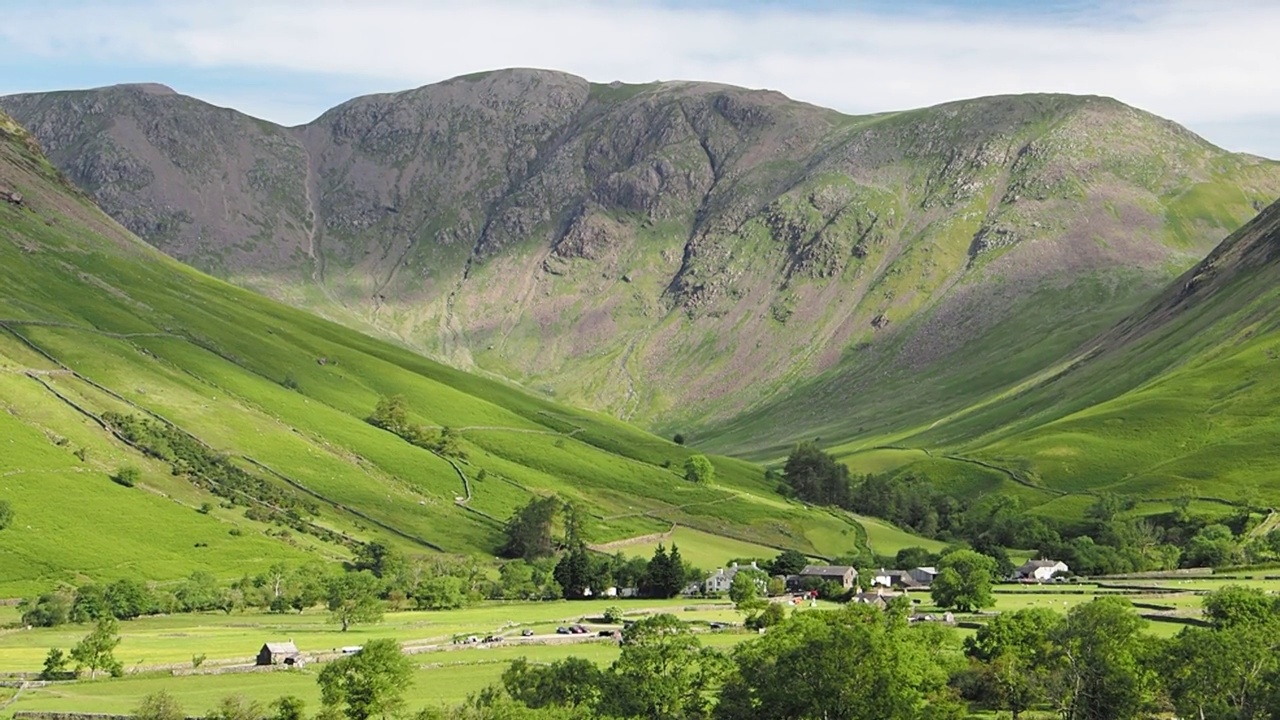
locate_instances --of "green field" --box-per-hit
[0,601,749,715]
[6,574,1273,718]
[0,600,732,673]
[612,526,792,569]
[852,514,950,556]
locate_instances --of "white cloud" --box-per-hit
[2,0,1279,154]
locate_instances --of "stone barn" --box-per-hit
[257,640,301,666]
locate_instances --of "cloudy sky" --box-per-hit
[2,0,1278,157]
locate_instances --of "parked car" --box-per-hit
[484,635,502,643]
[521,629,534,637]
[570,624,589,634]
[556,626,571,634]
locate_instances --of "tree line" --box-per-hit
[779,441,1280,576]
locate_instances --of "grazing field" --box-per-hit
[612,526,795,569]
[0,599,734,673]
[852,514,949,556]
[0,601,751,715]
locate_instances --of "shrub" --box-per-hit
[112,466,141,487]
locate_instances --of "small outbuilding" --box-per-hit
[257,641,301,666]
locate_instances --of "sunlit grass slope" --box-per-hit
[825,200,1280,517]
[0,113,868,596]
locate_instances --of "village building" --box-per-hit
[1016,559,1069,581]
[851,588,905,609]
[256,641,301,666]
[871,568,925,589]
[703,561,762,593]
[797,564,858,590]
[907,566,938,586]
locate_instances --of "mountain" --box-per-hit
[4,70,1280,447]
[834,196,1280,514]
[0,109,867,597]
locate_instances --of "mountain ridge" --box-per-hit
[5,70,1279,446]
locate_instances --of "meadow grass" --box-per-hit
[615,527,788,569]
[851,514,949,556]
[0,600,734,673]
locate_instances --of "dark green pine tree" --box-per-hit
[554,544,593,599]
[663,544,686,598]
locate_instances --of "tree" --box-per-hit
[174,571,222,612]
[71,584,109,623]
[767,549,808,576]
[782,442,851,507]
[105,577,155,619]
[353,543,406,579]
[20,589,73,627]
[500,496,561,561]
[602,614,728,720]
[413,575,469,611]
[287,566,326,614]
[502,656,604,709]
[683,455,715,485]
[70,616,123,679]
[134,691,186,720]
[744,602,787,631]
[553,543,595,599]
[672,433,686,445]
[965,608,1060,719]
[602,606,624,624]
[112,465,141,487]
[270,696,307,720]
[728,569,768,613]
[1202,584,1278,630]
[1158,585,1280,720]
[318,639,414,720]
[715,603,954,720]
[327,572,384,631]
[1161,624,1279,720]
[766,576,786,597]
[1184,524,1243,567]
[367,395,410,435]
[930,549,997,612]
[893,546,935,571]
[208,695,265,720]
[41,648,71,680]
[641,544,685,599]
[0,499,12,530]
[1049,597,1153,720]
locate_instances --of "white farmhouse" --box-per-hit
[1017,559,1069,581]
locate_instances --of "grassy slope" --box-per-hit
[822,201,1280,516]
[0,114,875,596]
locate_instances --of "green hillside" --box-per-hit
[830,199,1280,515]
[0,112,871,597]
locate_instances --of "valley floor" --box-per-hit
[4,572,1274,715]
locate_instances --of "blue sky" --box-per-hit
[2,0,1278,157]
